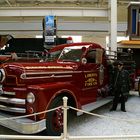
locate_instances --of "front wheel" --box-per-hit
[46,97,63,136]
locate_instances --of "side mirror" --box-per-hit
[81,57,87,65]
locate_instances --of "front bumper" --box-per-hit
[0,112,46,134]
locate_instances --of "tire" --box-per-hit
[46,97,63,136]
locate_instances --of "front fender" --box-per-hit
[27,82,81,118]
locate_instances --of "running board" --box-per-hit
[77,96,113,116]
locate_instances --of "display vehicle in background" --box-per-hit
[0,42,136,136]
[0,34,68,64]
[0,34,43,63]
[118,40,140,94]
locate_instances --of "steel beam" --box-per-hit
[0,7,108,17]
[4,0,12,7]
[0,21,126,31]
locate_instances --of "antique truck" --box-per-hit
[0,42,116,135]
[117,40,140,94]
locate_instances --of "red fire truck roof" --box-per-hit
[50,42,103,53]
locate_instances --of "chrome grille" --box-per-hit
[0,97,25,105]
[0,90,26,114]
[0,105,25,113]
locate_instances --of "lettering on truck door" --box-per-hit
[81,49,98,104]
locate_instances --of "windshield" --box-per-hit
[58,46,84,62]
[47,50,62,62]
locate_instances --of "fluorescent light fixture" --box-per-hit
[61,35,82,43]
[36,35,43,38]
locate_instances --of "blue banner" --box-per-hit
[43,15,56,46]
[45,15,55,36]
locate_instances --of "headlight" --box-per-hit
[27,92,35,103]
[0,69,5,82]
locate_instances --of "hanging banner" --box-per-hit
[43,15,56,46]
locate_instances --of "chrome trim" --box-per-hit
[2,91,15,95]
[0,105,25,113]
[0,69,5,82]
[20,70,83,79]
[52,75,72,78]
[20,70,99,80]
[0,85,3,95]
[21,74,72,80]
[22,71,75,75]
[13,87,27,91]
[0,97,25,105]
[0,112,46,134]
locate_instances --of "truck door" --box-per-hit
[80,49,101,104]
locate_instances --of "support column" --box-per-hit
[108,0,117,53]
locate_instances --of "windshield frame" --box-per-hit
[46,49,62,62]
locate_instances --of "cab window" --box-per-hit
[86,50,96,63]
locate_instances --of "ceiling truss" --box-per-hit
[0,0,139,7]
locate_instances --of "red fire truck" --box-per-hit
[0,42,129,135]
